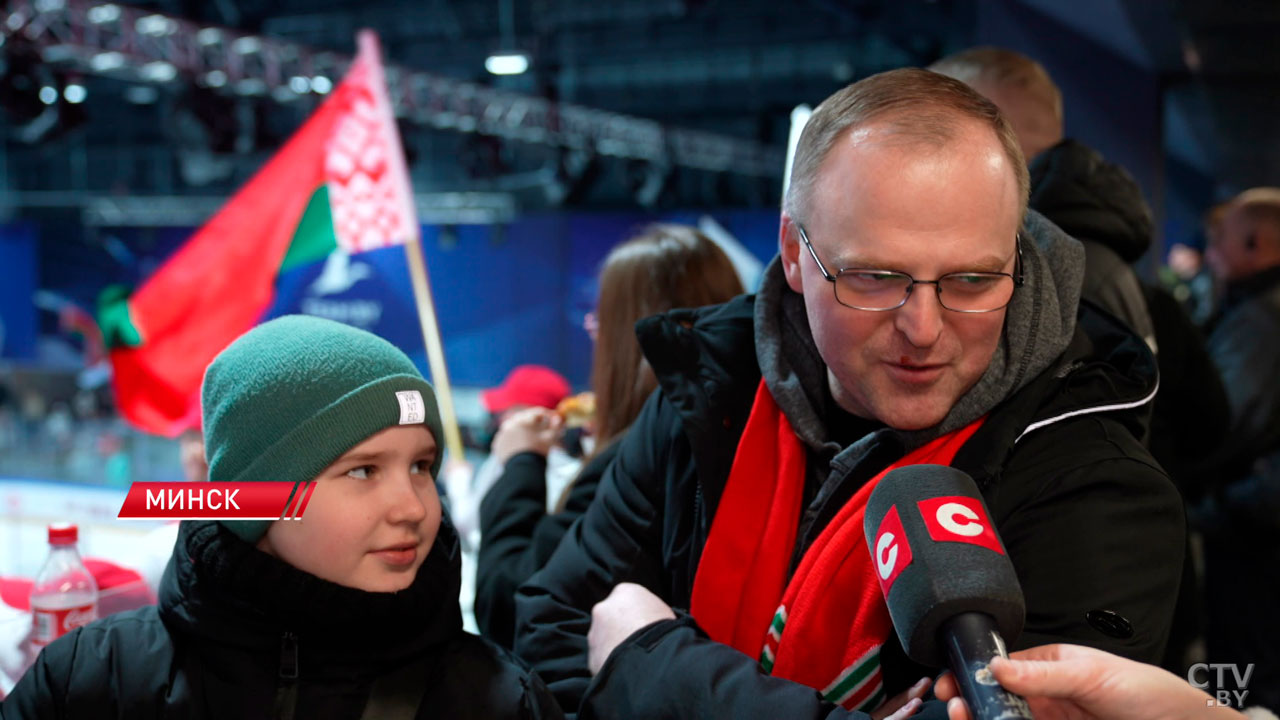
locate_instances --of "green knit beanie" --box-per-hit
[201,315,443,544]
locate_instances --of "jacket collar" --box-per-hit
[953,298,1159,483]
[1224,265,1280,312]
[158,517,464,671]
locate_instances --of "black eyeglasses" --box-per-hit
[796,224,1025,313]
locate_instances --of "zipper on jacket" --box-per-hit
[279,631,299,681]
[694,481,706,538]
[274,631,300,720]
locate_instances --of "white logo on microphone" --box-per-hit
[873,504,915,592]
[936,502,983,537]
[876,532,899,580]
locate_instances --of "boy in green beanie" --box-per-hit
[5,316,562,720]
[200,313,446,593]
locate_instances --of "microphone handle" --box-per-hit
[939,612,1034,720]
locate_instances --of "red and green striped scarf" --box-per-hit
[690,378,983,711]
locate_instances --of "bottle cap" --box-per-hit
[48,523,78,545]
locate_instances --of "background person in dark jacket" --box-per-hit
[476,224,744,649]
[515,69,1183,720]
[931,48,1231,674]
[1197,188,1280,711]
[929,50,1231,484]
[928,49,1232,481]
[929,47,1156,350]
[2,316,561,720]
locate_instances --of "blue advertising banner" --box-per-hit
[264,210,780,387]
[0,223,38,361]
[35,210,780,387]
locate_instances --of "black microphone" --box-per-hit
[863,464,1033,720]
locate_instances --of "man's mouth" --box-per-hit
[885,358,946,383]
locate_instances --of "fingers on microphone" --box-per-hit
[885,697,921,720]
[989,656,1083,698]
[907,677,931,700]
[945,697,971,720]
[933,671,958,701]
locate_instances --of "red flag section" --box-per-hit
[100,32,413,436]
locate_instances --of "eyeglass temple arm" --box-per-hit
[797,225,835,281]
[1014,233,1026,286]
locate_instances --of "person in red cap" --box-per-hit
[461,366,575,539]
[481,366,573,418]
[441,365,574,632]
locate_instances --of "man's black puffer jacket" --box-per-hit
[515,293,1183,720]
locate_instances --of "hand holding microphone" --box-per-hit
[863,464,1033,720]
[935,643,1256,720]
[862,468,1261,720]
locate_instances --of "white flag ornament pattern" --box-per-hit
[324,31,418,254]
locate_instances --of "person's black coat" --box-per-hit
[514,295,1183,720]
[1029,139,1155,346]
[476,443,620,648]
[1197,265,1280,710]
[1142,283,1230,497]
[1029,139,1231,678]
[1029,139,1233,483]
[3,519,562,720]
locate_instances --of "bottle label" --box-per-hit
[31,602,97,647]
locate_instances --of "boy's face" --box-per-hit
[257,424,441,592]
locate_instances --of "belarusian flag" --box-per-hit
[99,30,417,436]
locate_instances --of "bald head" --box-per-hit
[783,67,1029,227]
[929,47,1064,162]
[1207,187,1280,283]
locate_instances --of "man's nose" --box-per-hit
[893,284,945,347]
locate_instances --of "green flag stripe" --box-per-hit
[97,284,144,349]
[771,615,785,633]
[860,687,886,712]
[760,644,775,673]
[770,606,787,636]
[822,652,880,706]
[279,185,340,273]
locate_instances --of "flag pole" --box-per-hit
[401,232,466,465]
[360,29,466,465]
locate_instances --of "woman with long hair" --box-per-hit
[474,224,744,648]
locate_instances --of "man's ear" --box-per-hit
[779,213,805,294]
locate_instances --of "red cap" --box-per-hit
[48,523,78,545]
[482,365,571,413]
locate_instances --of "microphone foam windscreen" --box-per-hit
[862,464,1025,667]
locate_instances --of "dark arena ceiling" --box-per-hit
[1,0,1278,224]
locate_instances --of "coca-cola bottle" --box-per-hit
[29,523,98,648]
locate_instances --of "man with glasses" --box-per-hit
[516,69,1183,719]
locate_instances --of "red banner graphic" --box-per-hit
[118,482,317,520]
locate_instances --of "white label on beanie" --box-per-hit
[396,390,425,425]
